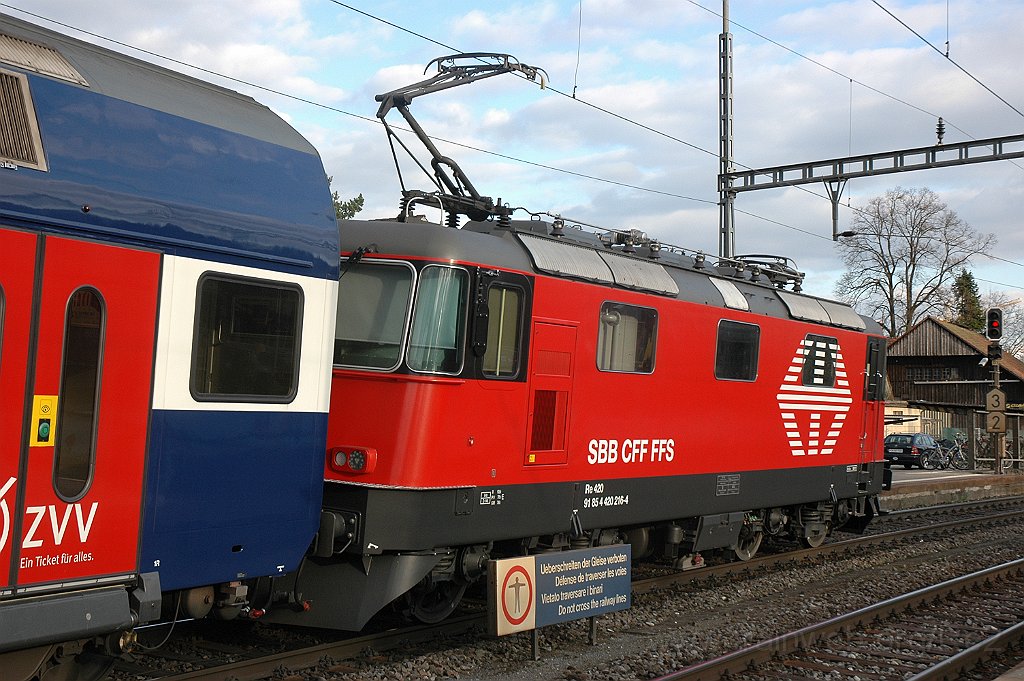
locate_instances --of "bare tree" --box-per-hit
[834,187,996,337]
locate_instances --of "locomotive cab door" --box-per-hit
[0,229,160,594]
[861,337,887,484]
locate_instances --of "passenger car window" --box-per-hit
[191,275,302,401]
[597,302,657,373]
[715,320,759,381]
[54,288,103,501]
[407,266,469,374]
[335,261,414,370]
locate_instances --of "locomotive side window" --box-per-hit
[597,302,657,373]
[407,266,469,374]
[715,320,759,381]
[802,334,838,388]
[335,261,414,370]
[54,288,104,501]
[482,285,523,378]
[191,275,302,401]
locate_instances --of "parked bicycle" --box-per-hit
[970,432,1011,471]
[930,433,970,470]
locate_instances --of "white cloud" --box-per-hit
[6,0,1023,300]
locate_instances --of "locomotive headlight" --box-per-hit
[326,446,378,475]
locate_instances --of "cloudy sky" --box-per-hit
[4,0,1024,301]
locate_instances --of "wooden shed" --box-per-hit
[886,316,1024,465]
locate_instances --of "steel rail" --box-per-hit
[907,619,1024,680]
[653,558,1024,680]
[151,613,486,681]
[632,506,1024,595]
[150,504,1024,680]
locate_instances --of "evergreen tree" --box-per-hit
[950,269,984,331]
[333,192,364,220]
[326,175,364,220]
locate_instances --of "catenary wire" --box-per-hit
[681,0,976,139]
[0,3,711,207]
[3,3,1023,266]
[871,0,1024,119]
[320,0,1024,260]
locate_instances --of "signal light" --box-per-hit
[327,446,377,475]
[986,308,1003,341]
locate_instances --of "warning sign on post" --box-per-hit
[488,545,631,636]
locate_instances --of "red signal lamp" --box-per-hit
[986,308,1003,341]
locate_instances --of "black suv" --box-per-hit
[884,433,939,469]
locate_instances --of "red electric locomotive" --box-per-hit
[266,55,888,631]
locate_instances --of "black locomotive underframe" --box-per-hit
[264,462,882,631]
[330,461,882,554]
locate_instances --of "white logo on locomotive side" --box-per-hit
[587,438,675,465]
[776,338,852,456]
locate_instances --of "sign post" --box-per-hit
[985,325,1007,472]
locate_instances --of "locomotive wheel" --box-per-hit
[5,644,115,681]
[799,526,827,549]
[405,580,468,625]
[733,527,762,561]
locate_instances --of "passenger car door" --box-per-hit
[2,230,159,592]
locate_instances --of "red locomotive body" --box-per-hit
[271,218,887,631]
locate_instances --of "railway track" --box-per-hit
[873,495,1024,528]
[114,615,487,681]
[631,501,1024,595]
[657,558,1024,680]
[113,499,1024,681]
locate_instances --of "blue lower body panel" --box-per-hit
[141,410,326,589]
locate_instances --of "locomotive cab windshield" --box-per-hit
[406,265,470,375]
[334,257,529,380]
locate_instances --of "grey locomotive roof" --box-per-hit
[0,12,316,154]
[341,216,883,336]
[517,232,680,296]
